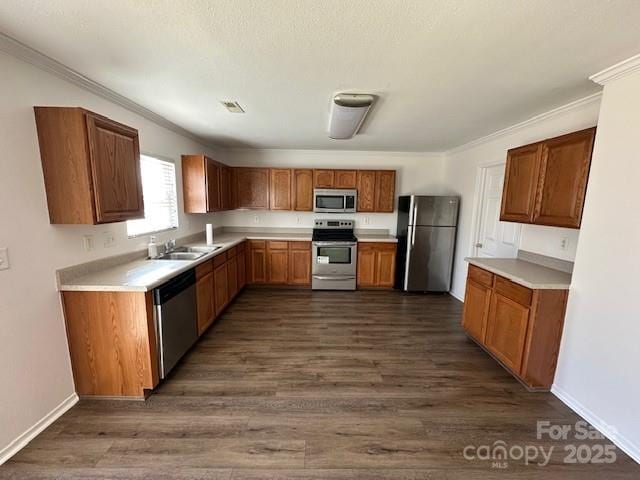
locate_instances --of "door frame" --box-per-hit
[469,160,507,258]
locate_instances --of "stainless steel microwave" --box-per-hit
[313,189,357,213]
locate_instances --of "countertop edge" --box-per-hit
[59,233,398,292]
[465,258,571,290]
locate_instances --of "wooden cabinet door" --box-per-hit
[206,159,221,212]
[292,169,313,211]
[313,169,335,188]
[219,165,233,210]
[356,170,376,212]
[196,272,214,335]
[375,247,397,287]
[235,168,270,209]
[533,128,595,228]
[85,113,144,223]
[238,250,247,290]
[267,241,289,284]
[374,171,396,212]
[248,241,267,284]
[227,256,238,300]
[357,246,377,287]
[485,293,530,373]
[500,144,542,223]
[335,170,357,188]
[214,264,228,316]
[269,168,292,210]
[461,278,492,343]
[288,242,311,285]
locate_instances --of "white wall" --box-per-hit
[553,69,640,461]
[0,51,221,457]
[442,98,601,299]
[218,149,447,235]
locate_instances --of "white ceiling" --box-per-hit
[1,0,640,151]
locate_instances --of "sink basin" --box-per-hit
[176,245,223,253]
[156,251,206,261]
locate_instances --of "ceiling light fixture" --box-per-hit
[221,101,245,113]
[328,93,374,139]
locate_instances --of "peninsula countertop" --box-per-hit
[58,231,397,292]
[465,257,572,290]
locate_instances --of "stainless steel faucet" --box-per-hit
[164,239,176,253]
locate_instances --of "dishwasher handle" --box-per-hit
[153,268,196,305]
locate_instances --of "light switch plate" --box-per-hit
[83,235,95,251]
[0,247,9,270]
[103,231,115,248]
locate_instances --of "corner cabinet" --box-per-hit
[500,127,596,228]
[182,154,233,213]
[34,107,144,224]
[461,265,568,390]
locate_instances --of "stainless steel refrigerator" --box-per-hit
[395,196,459,292]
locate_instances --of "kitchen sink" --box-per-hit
[156,251,206,261]
[154,245,223,261]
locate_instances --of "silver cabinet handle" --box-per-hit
[313,275,356,281]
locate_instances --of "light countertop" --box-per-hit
[465,257,571,290]
[59,231,397,293]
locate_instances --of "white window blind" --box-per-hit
[126,155,179,237]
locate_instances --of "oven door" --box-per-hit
[312,241,357,276]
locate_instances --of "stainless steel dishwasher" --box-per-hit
[153,268,198,379]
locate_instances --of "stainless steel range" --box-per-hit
[312,219,357,290]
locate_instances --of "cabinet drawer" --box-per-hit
[357,242,377,252]
[227,246,238,258]
[268,240,289,250]
[289,241,310,250]
[213,252,228,268]
[195,259,213,279]
[468,265,494,288]
[248,240,266,249]
[495,276,533,306]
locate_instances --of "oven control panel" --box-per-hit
[314,219,354,229]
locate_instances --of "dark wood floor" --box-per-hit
[2,288,638,479]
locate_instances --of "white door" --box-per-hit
[474,164,521,258]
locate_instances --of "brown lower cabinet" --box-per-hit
[461,264,568,390]
[357,242,397,288]
[247,240,311,286]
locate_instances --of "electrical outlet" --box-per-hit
[560,237,569,251]
[0,247,9,271]
[364,217,371,225]
[83,235,95,252]
[296,216,301,224]
[103,231,115,248]
[253,215,260,224]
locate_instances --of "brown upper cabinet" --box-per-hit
[235,167,270,209]
[500,127,596,228]
[270,168,292,210]
[334,170,357,188]
[292,169,313,211]
[374,170,396,212]
[34,107,144,224]
[356,170,376,212]
[181,158,395,214]
[313,169,335,188]
[182,154,223,213]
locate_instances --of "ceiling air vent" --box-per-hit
[221,101,245,113]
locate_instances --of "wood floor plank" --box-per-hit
[2,287,638,478]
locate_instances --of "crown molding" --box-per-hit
[0,32,214,148]
[446,92,602,155]
[590,53,640,86]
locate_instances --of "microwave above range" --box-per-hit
[313,188,357,213]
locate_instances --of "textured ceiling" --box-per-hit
[1,0,639,151]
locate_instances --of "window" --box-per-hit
[126,155,179,237]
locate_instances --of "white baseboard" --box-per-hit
[449,289,464,302]
[551,384,640,464]
[0,392,78,465]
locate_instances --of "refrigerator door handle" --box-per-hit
[411,224,416,248]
